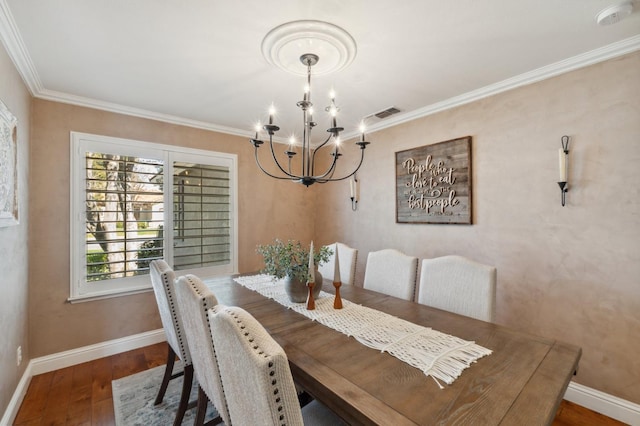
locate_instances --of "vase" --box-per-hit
[284,270,323,303]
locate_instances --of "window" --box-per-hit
[70,132,238,301]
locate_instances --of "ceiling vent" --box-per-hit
[369,106,401,120]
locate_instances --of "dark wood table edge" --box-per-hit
[219,273,582,426]
[499,341,582,425]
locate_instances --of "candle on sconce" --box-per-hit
[559,148,567,182]
[359,122,366,142]
[254,123,261,139]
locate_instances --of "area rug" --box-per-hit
[112,362,220,425]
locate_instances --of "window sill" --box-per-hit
[67,286,153,304]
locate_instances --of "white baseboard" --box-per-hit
[1,329,166,425]
[29,328,166,375]
[565,381,640,425]
[1,362,32,426]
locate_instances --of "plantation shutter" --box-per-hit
[71,132,237,301]
[84,152,164,281]
[172,162,231,270]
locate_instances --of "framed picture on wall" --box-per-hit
[395,136,472,224]
[0,98,18,227]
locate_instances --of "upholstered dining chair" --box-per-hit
[174,274,229,426]
[417,255,497,322]
[149,260,194,426]
[363,249,418,301]
[209,305,346,425]
[317,242,358,285]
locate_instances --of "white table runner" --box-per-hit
[233,274,492,388]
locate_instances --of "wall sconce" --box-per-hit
[557,135,570,206]
[350,175,359,211]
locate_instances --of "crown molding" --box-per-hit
[362,34,640,136]
[2,0,639,140]
[36,88,255,138]
[0,0,42,95]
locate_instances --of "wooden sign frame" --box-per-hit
[395,136,472,224]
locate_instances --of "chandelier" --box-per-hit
[250,21,370,187]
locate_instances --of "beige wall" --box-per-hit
[28,100,316,357]
[4,43,638,416]
[0,44,31,415]
[316,52,640,404]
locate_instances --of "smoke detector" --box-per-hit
[596,2,633,25]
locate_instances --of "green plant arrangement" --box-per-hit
[257,239,332,283]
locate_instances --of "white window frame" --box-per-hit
[69,132,238,302]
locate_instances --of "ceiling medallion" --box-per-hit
[250,21,369,187]
[261,20,357,76]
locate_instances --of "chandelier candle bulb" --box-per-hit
[268,105,275,125]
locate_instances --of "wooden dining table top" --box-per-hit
[204,274,581,426]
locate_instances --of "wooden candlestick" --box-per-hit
[333,281,343,309]
[306,281,315,310]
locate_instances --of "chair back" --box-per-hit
[363,249,418,300]
[417,255,496,322]
[209,306,304,426]
[317,242,358,285]
[174,275,230,424]
[149,260,191,365]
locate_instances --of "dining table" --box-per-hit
[204,273,581,426]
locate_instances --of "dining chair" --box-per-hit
[318,242,358,286]
[417,255,497,322]
[149,260,194,426]
[174,274,229,426]
[363,249,418,300]
[209,305,346,425]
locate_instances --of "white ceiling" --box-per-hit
[1,0,639,142]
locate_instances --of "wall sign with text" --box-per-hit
[395,136,472,224]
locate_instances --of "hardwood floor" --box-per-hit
[14,342,627,425]
[14,342,167,426]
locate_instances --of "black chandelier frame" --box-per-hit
[250,53,370,187]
